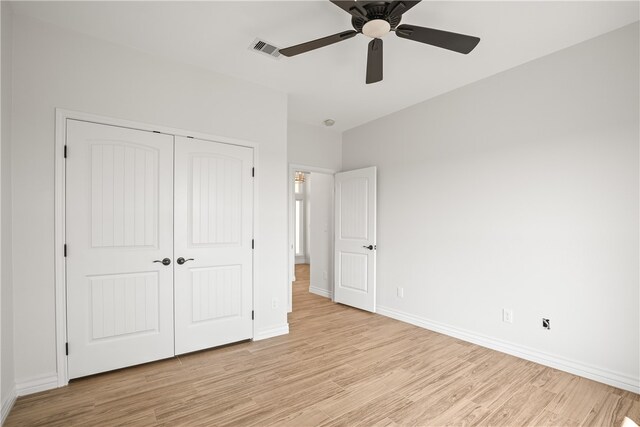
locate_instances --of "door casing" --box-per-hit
[54,109,260,387]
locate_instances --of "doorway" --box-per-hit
[288,166,335,312]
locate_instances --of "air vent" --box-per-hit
[249,38,281,59]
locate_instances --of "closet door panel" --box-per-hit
[66,120,175,379]
[174,136,254,355]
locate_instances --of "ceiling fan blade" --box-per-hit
[386,1,421,18]
[279,30,358,57]
[329,1,367,19]
[366,38,383,84]
[395,24,480,54]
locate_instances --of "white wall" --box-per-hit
[288,121,342,171]
[309,172,334,299]
[342,23,639,392]
[11,13,289,389]
[0,1,15,421]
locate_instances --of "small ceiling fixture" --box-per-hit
[324,119,336,127]
[294,171,306,183]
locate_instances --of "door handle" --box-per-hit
[177,257,195,265]
[153,258,171,266]
[362,245,376,250]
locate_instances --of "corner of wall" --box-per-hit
[0,384,16,426]
[0,1,16,423]
[14,373,58,397]
[309,287,332,299]
[254,323,289,341]
[287,120,342,171]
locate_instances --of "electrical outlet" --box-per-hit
[502,308,513,323]
[397,287,404,298]
[542,318,551,330]
[272,298,278,309]
[323,271,328,280]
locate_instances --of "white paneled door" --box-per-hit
[66,120,175,378]
[334,167,377,312]
[174,137,254,355]
[66,121,254,378]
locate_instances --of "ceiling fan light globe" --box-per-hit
[362,19,391,38]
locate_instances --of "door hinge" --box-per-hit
[64,145,67,158]
[252,167,255,177]
[65,342,69,356]
[251,239,254,249]
[252,310,254,320]
[64,244,67,257]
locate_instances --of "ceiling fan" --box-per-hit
[279,0,480,84]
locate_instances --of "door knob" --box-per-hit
[153,258,171,266]
[363,245,375,250]
[177,257,195,265]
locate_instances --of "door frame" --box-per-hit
[287,163,336,312]
[54,108,260,387]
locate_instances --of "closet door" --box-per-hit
[174,136,254,355]
[66,120,175,379]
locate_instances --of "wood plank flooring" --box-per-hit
[5,264,639,426]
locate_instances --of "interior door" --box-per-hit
[334,166,377,312]
[66,120,175,379]
[174,136,254,355]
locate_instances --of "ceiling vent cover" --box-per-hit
[249,38,281,59]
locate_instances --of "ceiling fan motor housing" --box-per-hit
[351,2,401,35]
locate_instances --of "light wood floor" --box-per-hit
[6,264,639,426]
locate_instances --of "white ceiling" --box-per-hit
[11,1,639,131]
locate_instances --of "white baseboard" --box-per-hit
[1,385,16,425]
[254,323,289,341]
[309,286,332,299]
[15,373,59,397]
[377,305,640,394]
